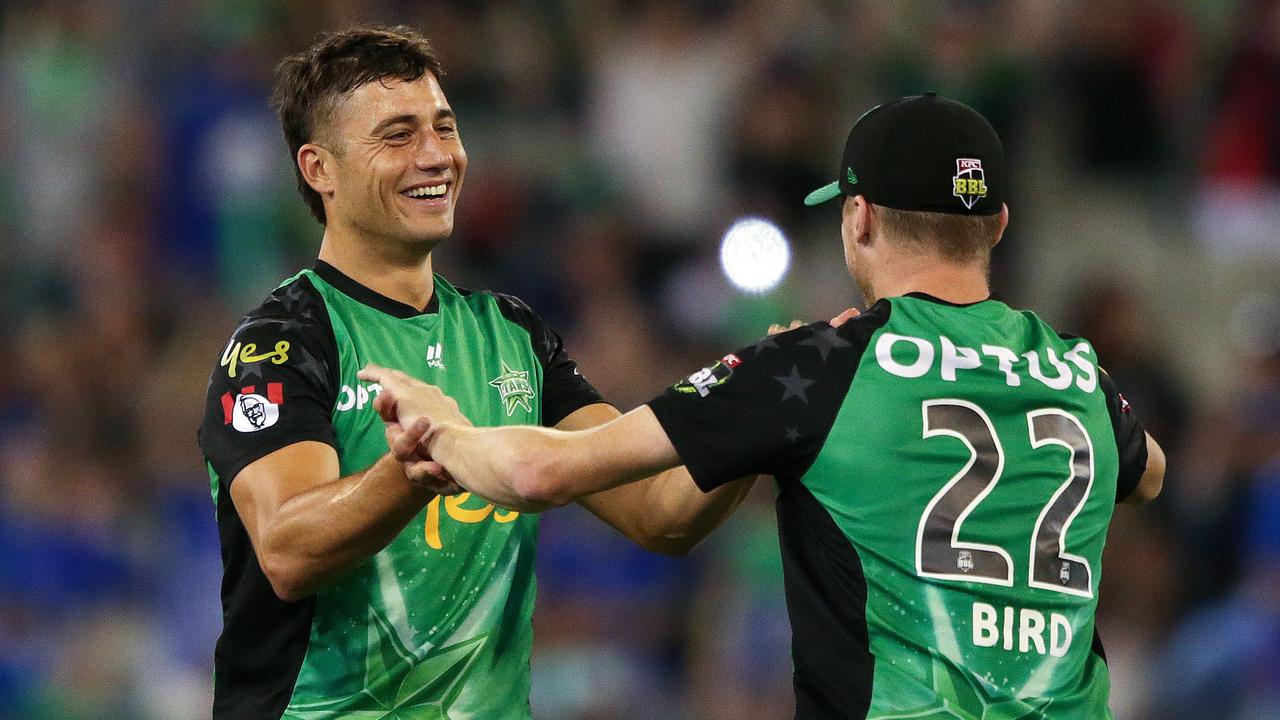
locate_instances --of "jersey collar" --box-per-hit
[902,291,991,307]
[313,260,440,318]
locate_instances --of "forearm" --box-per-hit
[259,453,433,599]
[428,421,673,512]
[640,471,756,551]
[581,470,757,554]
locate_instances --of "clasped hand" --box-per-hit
[358,364,470,496]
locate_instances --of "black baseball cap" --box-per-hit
[804,92,1005,215]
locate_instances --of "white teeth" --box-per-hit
[405,184,447,198]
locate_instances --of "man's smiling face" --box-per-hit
[320,73,467,251]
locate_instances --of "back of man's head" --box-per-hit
[874,205,1004,265]
[270,25,443,224]
[807,93,1007,268]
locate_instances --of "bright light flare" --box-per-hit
[719,216,791,294]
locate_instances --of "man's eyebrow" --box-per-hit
[370,114,418,135]
[435,108,457,123]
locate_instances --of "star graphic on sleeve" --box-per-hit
[295,345,327,385]
[775,366,816,404]
[749,334,780,355]
[237,357,265,383]
[279,317,309,335]
[784,427,801,442]
[798,325,851,361]
[284,610,487,720]
[282,281,310,313]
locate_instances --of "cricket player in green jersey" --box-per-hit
[365,94,1167,719]
[197,26,752,720]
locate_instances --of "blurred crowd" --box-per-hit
[0,0,1278,718]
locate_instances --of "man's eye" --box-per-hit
[386,131,412,142]
[437,125,457,136]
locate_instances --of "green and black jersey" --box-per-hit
[198,261,603,720]
[648,293,1149,720]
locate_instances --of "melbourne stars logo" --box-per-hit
[489,360,535,416]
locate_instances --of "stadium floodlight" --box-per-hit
[719,216,791,295]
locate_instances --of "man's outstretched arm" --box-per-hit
[362,364,682,513]
[429,405,678,511]
[557,403,755,554]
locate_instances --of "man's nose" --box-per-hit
[415,134,450,171]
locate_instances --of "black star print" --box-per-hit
[750,335,780,355]
[279,317,309,335]
[775,366,816,404]
[785,426,801,442]
[295,345,326,384]
[237,358,265,383]
[799,325,851,361]
[281,282,309,313]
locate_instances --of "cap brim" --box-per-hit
[803,181,841,206]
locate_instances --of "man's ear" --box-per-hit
[298,143,336,197]
[991,203,1009,248]
[851,195,874,247]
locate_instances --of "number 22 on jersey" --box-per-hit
[915,399,1096,599]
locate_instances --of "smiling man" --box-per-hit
[197,26,752,720]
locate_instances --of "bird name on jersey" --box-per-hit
[971,602,1073,658]
[875,332,1098,392]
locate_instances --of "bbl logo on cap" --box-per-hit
[952,158,988,210]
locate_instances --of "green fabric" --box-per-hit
[283,271,545,719]
[804,296,1118,719]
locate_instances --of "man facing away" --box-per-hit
[366,93,1167,719]
[197,26,753,720]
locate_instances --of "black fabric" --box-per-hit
[199,274,340,488]
[212,471,317,720]
[1090,627,1108,665]
[647,301,892,492]
[777,482,873,720]
[313,259,440,317]
[1099,368,1149,503]
[487,291,606,427]
[197,274,340,719]
[903,291,989,307]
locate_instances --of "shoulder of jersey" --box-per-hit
[228,274,330,341]
[475,288,535,315]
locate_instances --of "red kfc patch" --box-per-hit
[223,383,284,425]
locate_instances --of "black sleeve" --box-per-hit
[647,303,892,492]
[489,292,606,427]
[197,277,340,487]
[1099,368,1149,503]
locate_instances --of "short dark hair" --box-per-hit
[271,25,444,224]
[874,205,1003,265]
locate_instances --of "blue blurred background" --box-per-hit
[1,0,1278,718]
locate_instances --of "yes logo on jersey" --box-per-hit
[952,158,988,210]
[222,383,283,432]
[675,354,741,397]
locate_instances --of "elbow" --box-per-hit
[259,549,316,603]
[509,460,575,512]
[1125,436,1166,506]
[637,534,702,556]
